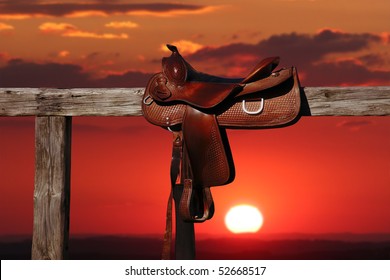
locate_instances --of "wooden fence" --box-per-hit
[1,86,390,259]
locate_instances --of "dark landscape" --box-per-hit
[1,234,390,260]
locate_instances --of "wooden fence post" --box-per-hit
[32,116,72,260]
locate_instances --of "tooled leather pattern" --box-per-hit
[162,53,187,86]
[217,74,300,127]
[202,123,230,186]
[151,48,187,102]
[142,69,300,128]
[151,75,171,100]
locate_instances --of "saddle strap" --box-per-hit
[161,190,173,260]
[161,131,183,260]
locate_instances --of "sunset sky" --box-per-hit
[0,0,390,239]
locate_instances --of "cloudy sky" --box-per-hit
[0,0,389,238]
[0,0,389,87]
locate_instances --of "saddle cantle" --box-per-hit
[142,45,301,258]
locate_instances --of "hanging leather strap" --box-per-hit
[161,190,173,260]
[161,131,183,260]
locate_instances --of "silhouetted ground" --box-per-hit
[1,235,390,260]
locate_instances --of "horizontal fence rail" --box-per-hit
[1,86,389,260]
[1,87,390,117]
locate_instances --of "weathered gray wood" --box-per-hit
[32,116,72,260]
[0,88,144,116]
[1,87,390,116]
[304,87,390,116]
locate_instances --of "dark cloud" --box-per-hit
[190,29,381,63]
[0,59,152,87]
[359,54,386,66]
[0,59,93,87]
[94,71,152,87]
[256,29,381,66]
[1,29,389,87]
[187,29,389,86]
[189,43,259,61]
[84,52,121,62]
[0,1,207,17]
[304,60,390,86]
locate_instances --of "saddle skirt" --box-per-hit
[141,45,301,257]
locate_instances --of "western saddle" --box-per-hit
[142,44,301,258]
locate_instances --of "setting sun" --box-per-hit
[225,205,264,234]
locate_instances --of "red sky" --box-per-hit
[0,0,390,238]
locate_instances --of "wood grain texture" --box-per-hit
[0,88,144,116]
[303,87,390,116]
[1,87,389,116]
[32,116,72,260]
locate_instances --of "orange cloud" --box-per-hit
[64,30,128,40]
[380,32,390,44]
[0,14,47,20]
[127,5,221,17]
[39,22,77,33]
[105,21,139,29]
[58,50,70,58]
[65,10,109,18]
[39,22,128,40]
[0,22,14,31]
[161,40,204,55]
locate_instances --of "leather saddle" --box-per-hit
[142,44,301,257]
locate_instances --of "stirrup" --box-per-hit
[179,179,214,223]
